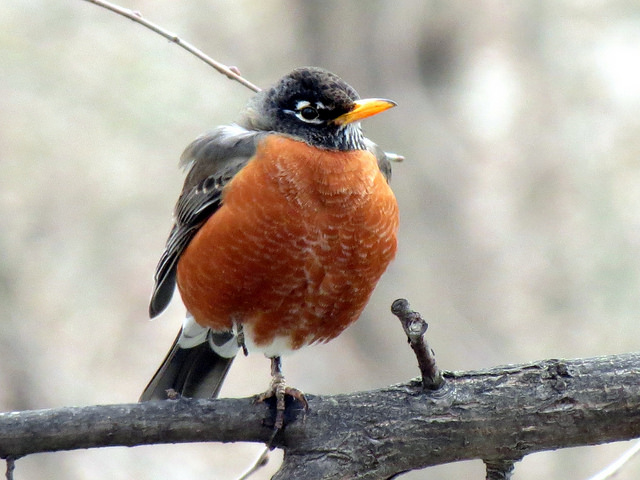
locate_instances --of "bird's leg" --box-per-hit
[256,356,308,430]
[235,321,248,356]
[269,356,287,429]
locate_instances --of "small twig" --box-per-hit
[484,458,516,480]
[80,0,262,93]
[586,439,640,480]
[5,457,15,480]
[237,446,270,480]
[391,298,444,390]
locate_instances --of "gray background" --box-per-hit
[2,1,640,478]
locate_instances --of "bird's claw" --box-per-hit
[255,377,308,430]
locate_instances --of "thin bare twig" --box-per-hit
[586,439,640,480]
[80,0,262,93]
[237,446,270,480]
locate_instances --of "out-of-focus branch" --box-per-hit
[586,439,640,480]
[80,0,262,93]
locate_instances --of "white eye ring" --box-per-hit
[284,101,327,124]
[295,109,322,124]
[300,106,319,120]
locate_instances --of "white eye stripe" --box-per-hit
[294,100,328,112]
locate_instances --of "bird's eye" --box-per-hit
[299,106,319,121]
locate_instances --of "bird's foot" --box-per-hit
[255,357,308,430]
[255,382,308,430]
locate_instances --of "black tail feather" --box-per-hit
[140,331,235,401]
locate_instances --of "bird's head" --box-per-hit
[242,67,396,150]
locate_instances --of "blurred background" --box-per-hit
[2,0,640,478]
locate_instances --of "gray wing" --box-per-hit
[148,125,263,318]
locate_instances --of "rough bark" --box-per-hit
[1,353,639,478]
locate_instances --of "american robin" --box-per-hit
[140,67,400,427]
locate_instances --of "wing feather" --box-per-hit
[148,126,263,318]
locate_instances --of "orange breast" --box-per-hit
[176,135,399,354]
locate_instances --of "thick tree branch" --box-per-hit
[0,397,273,457]
[2,353,640,479]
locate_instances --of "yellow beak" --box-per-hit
[333,98,397,125]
